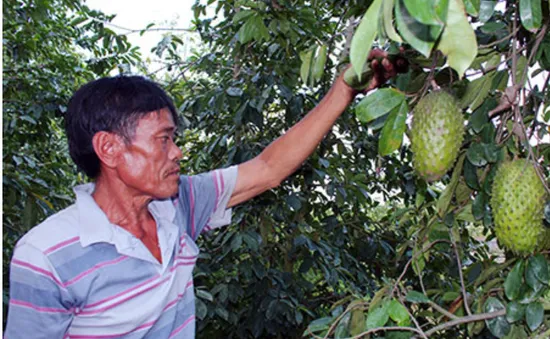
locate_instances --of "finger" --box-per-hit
[368,48,388,61]
[371,59,385,85]
[382,58,396,77]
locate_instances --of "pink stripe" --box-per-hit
[169,315,196,338]
[10,299,70,314]
[84,274,161,309]
[163,294,184,312]
[162,281,194,312]
[44,236,80,254]
[175,255,197,260]
[171,262,196,271]
[12,259,64,288]
[188,177,196,238]
[64,256,128,287]
[212,170,220,209]
[63,334,70,339]
[69,320,156,339]
[80,276,171,315]
[220,170,225,194]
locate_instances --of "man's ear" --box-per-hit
[92,131,123,170]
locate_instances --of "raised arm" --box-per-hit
[227,51,398,208]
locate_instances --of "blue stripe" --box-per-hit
[67,257,159,306]
[10,280,73,309]
[51,243,121,282]
[5,305,72,339]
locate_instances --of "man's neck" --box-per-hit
[92,175,154,239]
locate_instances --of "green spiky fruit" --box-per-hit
[410,91,464,181]
[491,159,547,255]
[538,226,550,250]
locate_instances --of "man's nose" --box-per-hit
[170,141,183,162]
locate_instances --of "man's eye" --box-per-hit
[160,136,170,143]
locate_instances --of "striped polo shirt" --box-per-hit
[5,166,237,339]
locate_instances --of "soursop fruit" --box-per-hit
[538,224,550,250]
[490,159,547,255]
[410,91,464,181]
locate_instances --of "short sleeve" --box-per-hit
[175,166,238,240]
[5,241,74,339]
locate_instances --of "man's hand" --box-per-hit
[336,49,408,102]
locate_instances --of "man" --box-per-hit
[5,51,398,338]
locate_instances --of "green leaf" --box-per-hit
[350,0,383,80]
[382,0,403,42]
[505,301,525,323]
[466,143,488,167]
[463,159,480,189]
[379,101,408,155]
[300,48,314,85]
[231,233,243,252]
[286,194,302,211]
[349,309,366,336]
[306,317,333,334]
[525,302,544,331]
[437,154,465,217]
[442,291,461,301]
[355,88,405,123]
[460,73,496,110]
[505,260,524,301]
[232,10,254,24]
[395,0,440,57]
[484,297,511,338]
[196,289,214,302]
[519,0,542,32]
[387,299,409,325]
[464,0,481,16]
[196,299,207,319]
[403,0,448,25]
[502,325,529,339]
[238,15,269,44]
[437,0,478,78]
[479,1,496,22]
[366,304,389,329]
[515,55,528,85]
[528,254,549,285]
[311,44,328,85]
[525,255,548,292]
[406,291,430,303]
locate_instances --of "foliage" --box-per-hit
[2,0,141,326]
[177,0,550,337]
[3,0,550,338]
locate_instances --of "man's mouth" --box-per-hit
[166,169,180,177]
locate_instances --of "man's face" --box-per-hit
[117,108,182,199]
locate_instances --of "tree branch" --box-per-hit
[428,300,460,320]
[449,230,472,316]
[423,310,506,337]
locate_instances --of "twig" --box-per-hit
[390,240,451,296]
[478,26,520,49]
[90,17,194,34]
[397,290,428,339]
[348,326,425,339]
[423,310,506,337]
[321,303,359,339]
[428,300,459,320]
[449,231,472,316]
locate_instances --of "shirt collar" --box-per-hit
[74,183,177,248]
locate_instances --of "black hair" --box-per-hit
[65,75,178,178]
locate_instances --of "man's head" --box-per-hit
[65,76,183,198]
